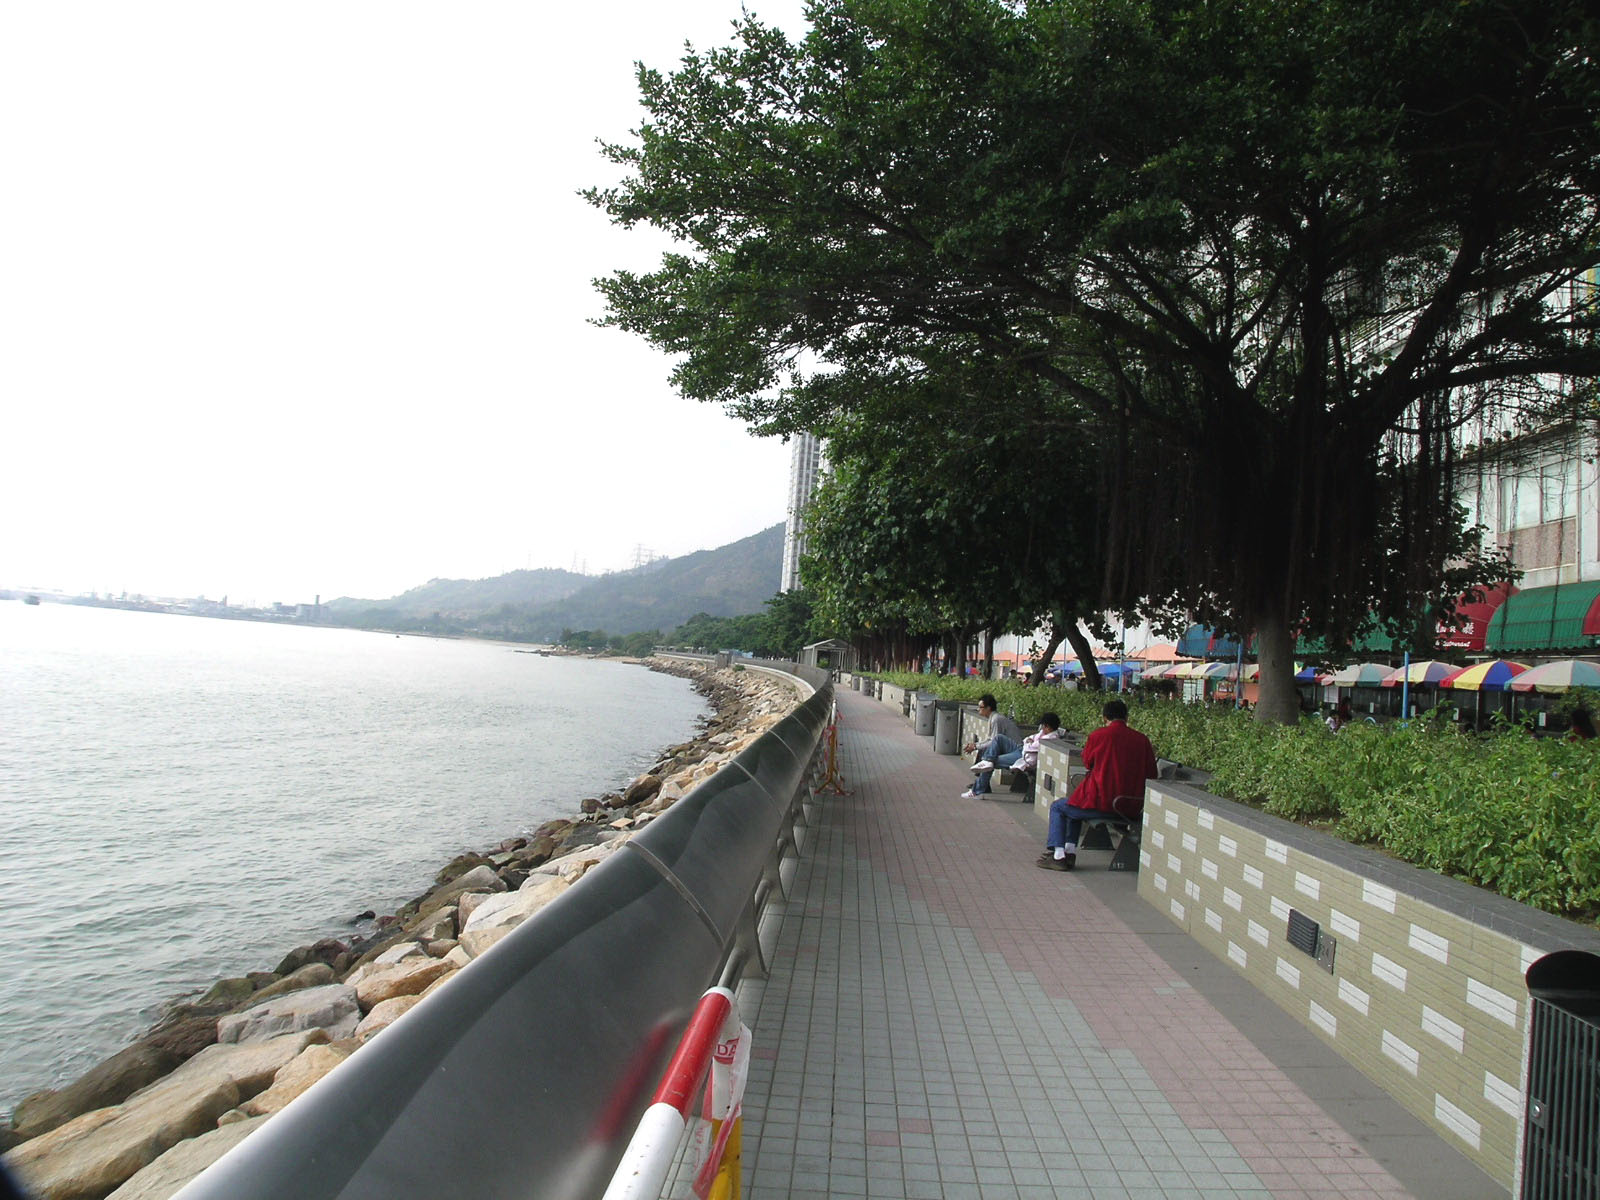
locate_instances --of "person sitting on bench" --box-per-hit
[971,711,1065,795]
[1037,699,1156,871]
[960,694,1023,799]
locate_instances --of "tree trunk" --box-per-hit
[1028,616,1069,687]
[982,628,995,679]
[1254,610,1301,726]
[1062,619,1101,692]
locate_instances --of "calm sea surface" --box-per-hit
[0,602,707,1113]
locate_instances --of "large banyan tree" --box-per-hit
[589,0,1600,722]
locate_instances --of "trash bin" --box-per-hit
[1522,950,1600,1197]
[933,700,961,755]
[914,692,936,736]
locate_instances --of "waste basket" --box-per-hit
[1522,950,1600,1198]
[933,700,961,755]
[914,692,936,736]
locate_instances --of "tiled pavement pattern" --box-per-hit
[728,688,1505,1199]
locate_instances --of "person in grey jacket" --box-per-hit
[961,694,1022,798]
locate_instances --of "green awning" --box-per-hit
[1485,581,1600,653]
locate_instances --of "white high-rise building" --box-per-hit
[781,433,824,592]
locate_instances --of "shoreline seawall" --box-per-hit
[2,656,806,1200]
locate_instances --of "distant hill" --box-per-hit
[322,525,783,640]
[324,567,588,618]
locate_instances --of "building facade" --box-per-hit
[780,433,824,593]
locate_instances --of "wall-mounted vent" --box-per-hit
[1287,909,1319,955]
[1288,909,1337,973]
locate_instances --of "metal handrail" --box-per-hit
[172,668,832,1200]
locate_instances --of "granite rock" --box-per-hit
[10,1044,181,1142]
[216,985,358,1045]
[104,1115,267,1200]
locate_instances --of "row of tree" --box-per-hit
[666,590,819,658]
[591,0,1600,722]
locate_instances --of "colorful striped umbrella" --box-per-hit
[1381,660,1459,687]
[1328,662,1393,687]
[1507,659,1600,694]
[1440,660,1529,692]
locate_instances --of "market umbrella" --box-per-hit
[1200,662,1239,679]
[1294,666,1325,683]
[1381,660,1459,687]
[1441,660,1530,692]
[1508,659,1600,694]
[1130,642,1185,662]
[1328,662,1393,687]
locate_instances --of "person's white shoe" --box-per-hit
[959,789,979,799]
[972,760,994,771]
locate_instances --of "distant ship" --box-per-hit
[23,594,41,605]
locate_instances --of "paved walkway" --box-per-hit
[732,687,1505,1199]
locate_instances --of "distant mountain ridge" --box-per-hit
[323,524,783,640]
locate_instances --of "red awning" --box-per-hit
[1437,581,1516,652]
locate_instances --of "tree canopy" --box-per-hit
[592,0,1600,721]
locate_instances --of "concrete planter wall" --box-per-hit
[1138,781,1600,1192]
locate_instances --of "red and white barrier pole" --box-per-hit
[603,987,749,1200]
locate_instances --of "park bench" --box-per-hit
[1062,758,1183,871]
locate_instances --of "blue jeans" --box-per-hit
[972,734,1021,794]
[1048,799,1102,849]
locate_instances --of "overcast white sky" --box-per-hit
[1,1,811,605]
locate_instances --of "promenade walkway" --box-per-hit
[731,686,1505,1199]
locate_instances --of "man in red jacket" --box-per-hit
[1038,699,1156,871]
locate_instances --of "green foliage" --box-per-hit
[594,0,1600,722]
[866,670,1600,923]
[668,591,822,657]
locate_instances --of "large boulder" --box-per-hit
[239,1044,350,1117]
[415,865,504,920]
[243,963,336,1007]
[6,1077,239,1200]
[11,1045,182,1142]
[191,979,255,1013]
[460,877,570,939]
[621,774,662,804]
[404,905,456,942]
[528,837,631,881]
[353,995,422,1044]
[104,1116,267,1200]
[352,958,453,1011]
[216,985,358,1046]
[155,1030,330,1102]
[272,938,349,978]
[137,1016,217,1064]
[434,852,492,886]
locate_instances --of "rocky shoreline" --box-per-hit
[2,657,806,1200]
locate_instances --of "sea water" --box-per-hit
[0,601,707,1113]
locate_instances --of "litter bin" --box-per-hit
[1522,950,1600,1197]
[914,692,936,736]
[933,700,961,755]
